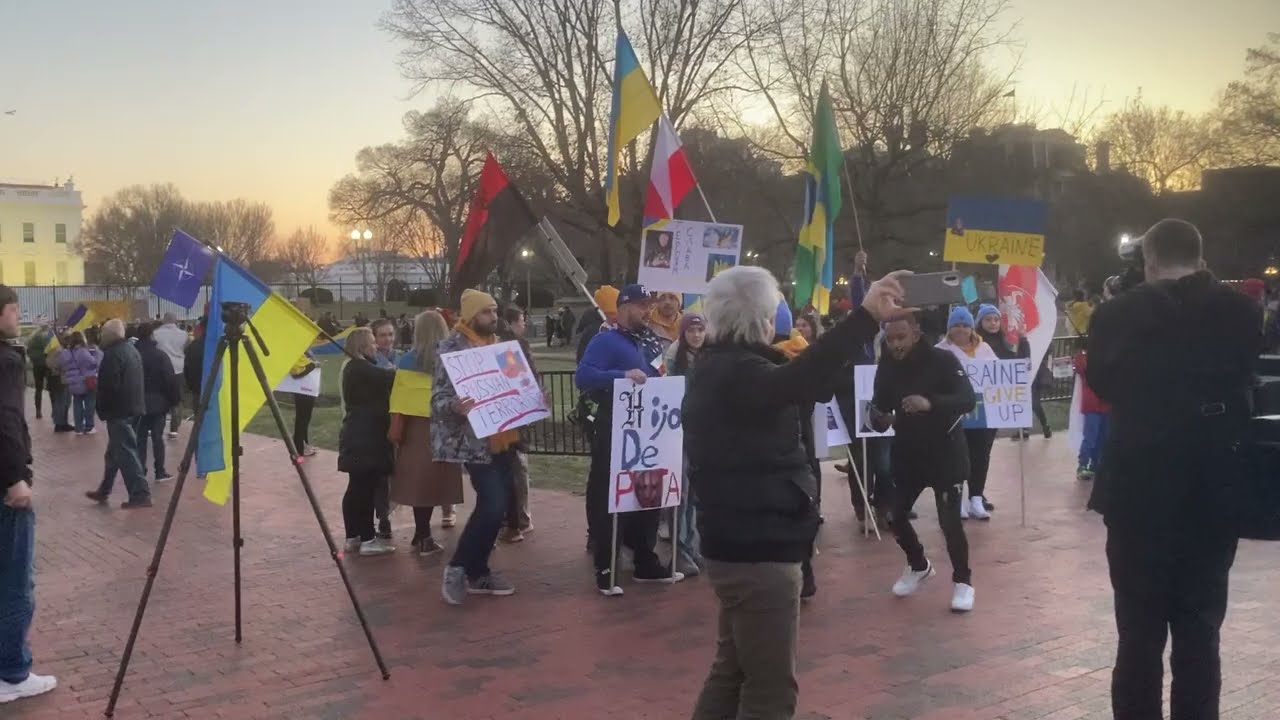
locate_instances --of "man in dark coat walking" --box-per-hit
[133,323,181,482]
[84,319,151,508]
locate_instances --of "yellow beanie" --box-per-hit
[460,288,498,323]
[594,285,620,315]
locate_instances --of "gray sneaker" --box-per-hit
[442,566,466,605]
[344,537,361,554]
[358,537,395,556]
[467,572,515,596]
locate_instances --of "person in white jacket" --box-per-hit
[151,313,189,439]
[934,306,998,520]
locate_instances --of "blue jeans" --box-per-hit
[97,418,151,502]
[135,412,168,477]
[0,506,35,684]
[72,390,97,432]
[1079,412,1109,470]
[451,451,515,579]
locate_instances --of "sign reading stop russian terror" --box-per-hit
[958,358,1034,429]
[609,376,684,514]
[439,340,550,439]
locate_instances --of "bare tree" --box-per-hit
[80,183,193,287]
[1095,93,1225,193]
[724,0,1020,256]
[190,198,277,267]
[1220,33,1280,165]
[382,0,760,277]
[279,226,331,291]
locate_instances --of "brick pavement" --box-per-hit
[9,403,1280,720]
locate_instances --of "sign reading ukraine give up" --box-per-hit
[943,196,1048,267]
[439,340,550,438]
[609,376,684,513]
[959,359,1034,430]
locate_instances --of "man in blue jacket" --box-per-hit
[577,284,681,595]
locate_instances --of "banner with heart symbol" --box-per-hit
[942,196,1048,267]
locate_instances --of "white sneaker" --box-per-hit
[359,537,395,556]
[969,497,991,520]
[959,498,970,519]
[951,583,975,612]
[891,561,935,596]
[167,431,179,439]
[0,672,57,704]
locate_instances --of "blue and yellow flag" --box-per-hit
[604,30,661,226]
[311,326,355,355]
[46,304,98,355]
[794,82,843,315]
[196,257,321,504]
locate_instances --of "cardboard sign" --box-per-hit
[609,376,684,514]
[958,358,1034,429]
[638,219,744,294]
[853,365,895,438]
[943,196,1048,267]
[276,366,321,397]
[813,400,851,455]
[439,340,550,438]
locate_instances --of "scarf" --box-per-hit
[456,322,521,454]
[772,330,810,360]
[647,308,682,344]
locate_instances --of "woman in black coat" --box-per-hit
[338,327,396,556]
[684,266,908,720]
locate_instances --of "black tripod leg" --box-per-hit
[105,337,230,717]
[228,339,243,643]
[239,339,391,679]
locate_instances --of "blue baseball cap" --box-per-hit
[617,283,652,306]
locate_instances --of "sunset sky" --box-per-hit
[0,0,1275,242]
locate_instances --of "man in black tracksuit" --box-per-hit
[870,314,976,612]
[1086,219,1261,720]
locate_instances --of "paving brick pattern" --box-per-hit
[9,403,1280,719]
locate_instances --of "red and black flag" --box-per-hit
[453,153,539,291]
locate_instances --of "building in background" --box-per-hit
[0,180,86,286]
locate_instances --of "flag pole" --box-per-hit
[695,184,718,224]
[840,163,864,252]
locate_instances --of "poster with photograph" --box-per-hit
[439,340,550,438]
[638,219,744,294]
[853,365,895,438]
[812,400,851,456]
[609,376,685,514]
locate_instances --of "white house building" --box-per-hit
[0,180,85,286]
[313,253,448,300]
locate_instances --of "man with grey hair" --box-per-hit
[152,312,188,438]
[84,319,151,509]
[685,265,908,719]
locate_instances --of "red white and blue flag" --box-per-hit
[643,115,698,224]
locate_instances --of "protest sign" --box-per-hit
[275,366,321,397]
[609,376,684,514]
[853,365,895,438]
[638,219,743,294]
[958,358,1034,429]
[943,196,1048,267]
[439,340,550,439]
[813,400,851,456]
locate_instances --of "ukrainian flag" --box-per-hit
[794,82,843,315]
[604,30,661,226]
[46,303,98,355]
[196,257,321,504]
[312,326,355,355]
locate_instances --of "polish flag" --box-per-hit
[643,115,698,222]
[997,264,1059,371]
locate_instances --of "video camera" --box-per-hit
[1104,234,1145,296]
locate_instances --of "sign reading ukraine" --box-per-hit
[943,196,1048,267]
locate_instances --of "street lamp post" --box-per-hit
[520,248,533,310]
[350,229,373,302]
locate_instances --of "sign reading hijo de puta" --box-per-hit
[958,358,1034,430]
[439,340,550,439]
[609,376,685,513]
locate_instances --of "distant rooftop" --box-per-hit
[0,179,77,191]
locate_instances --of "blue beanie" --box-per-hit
[947,306,975,328]
[774,300,793,338]
[976,304,1001,323]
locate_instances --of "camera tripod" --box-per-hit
[105,302,389,717]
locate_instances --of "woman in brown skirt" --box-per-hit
[388,310,464,556]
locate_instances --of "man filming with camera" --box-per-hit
[1086,218,1262,720]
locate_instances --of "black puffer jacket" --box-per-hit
[96,339,145,421]
[684,308,880,564]
[136,339,180,416]
[338,357,396,475]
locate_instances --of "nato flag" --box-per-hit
[150,229,215,309]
